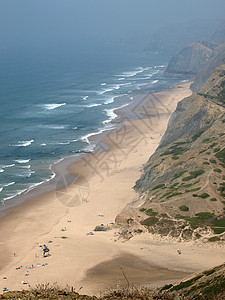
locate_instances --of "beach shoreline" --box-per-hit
[1,81,224,295]
[0,79,185,217]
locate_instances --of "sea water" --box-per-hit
[0,43,186,204]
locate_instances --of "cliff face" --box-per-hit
[165,42,213,75]
[117,66,225,243]
[191,42,225,92]
[165,21,225,91]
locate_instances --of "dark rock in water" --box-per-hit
[165,42,213,76]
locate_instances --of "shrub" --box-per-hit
[214,168,222,173]
[210,198,217,201]
[179,205,189,212]
[172,156,179,160]
[209,159,216,163]
[141,217,158,227]
[202,138,210,143]
[198,193,210,199]
[203,162,210,165]
[213,217,225,227]
[139,208,146,212]
[185,187,201,193]
[166,192,183,199]
[171,170,187,182]
[215,148,225,164]
[182,170,205,181]
[195,212,214,219]
[192,130,204,141]
[208,236,220,242]
[213,227,225,234]
[145,208,158,216]
[152,183,165,190]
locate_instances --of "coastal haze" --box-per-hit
[0,0,225,298]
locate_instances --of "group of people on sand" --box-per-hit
[42,244,50,257]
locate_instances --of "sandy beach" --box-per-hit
[0,81,224,296]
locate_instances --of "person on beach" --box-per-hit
[42,244,49,257]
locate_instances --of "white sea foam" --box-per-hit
[0,169,4,173]
[72,127,78,130]
[118,77,125,81]
[98,88,114,95]
[86,103,102,108]
[17,170,35,178]
[81,126,114,145]
[20,165,31,169]
[155,65,166,68]
[3,187,30,201]
[118,82,132,87]
[118,67,151,78]
[13,139,34,147]
[43,103,66,110]
[101,83,107,86]
[145,70,159,76]
[2,164,15,168]
[82,96,89,101]
[41,143,47,146]
[80,133,93,144]
[104,97,115,105]
[152,80,159,84]
[104,108,117,120]
[42,125,68,130]
[15,159,30,164]
[3,182,15,188]
[50,139,78,146]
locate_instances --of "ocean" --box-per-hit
[0,44,186,205]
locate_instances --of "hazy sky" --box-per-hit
[1,0,225,51]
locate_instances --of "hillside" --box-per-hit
[165,21,225,91]
[159,262,225,300]
[116,65,225,243]
[165,42,213,76]
[191,42,225,92]
[1,263,225,299]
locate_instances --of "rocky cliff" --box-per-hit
[116,65,225,243]
[165,42,213,76]
[165,21,225,91]
[191,42,225,92]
